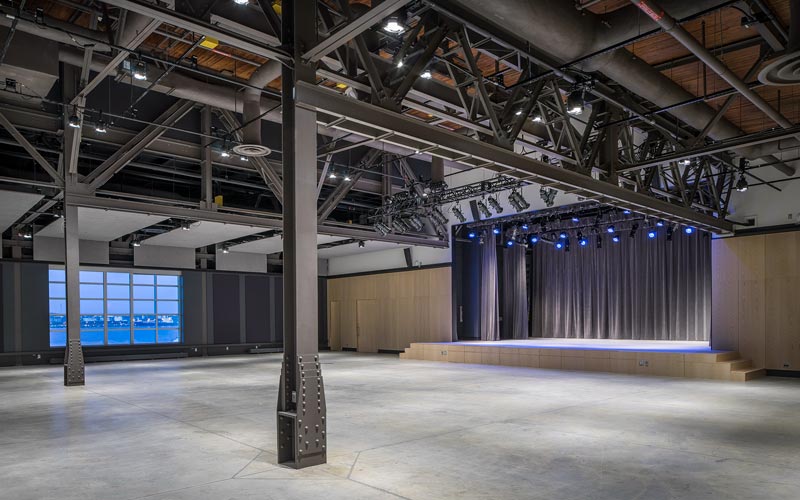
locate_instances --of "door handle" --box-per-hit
[459,306,463,323]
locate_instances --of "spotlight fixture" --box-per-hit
[358,240,366,248]
[647,228,657,239]
[530,234,539,244]
[131,238,141,247]
[239,155,249,162]
[515,109,523,116]
[222,246,230,254]
[492,226,501,235]
[571,214,580,223]
[180,220,192,231]
[508,190,530,212]
[328,170,337,179]
[234,0,248,4]
[94,111,107,133]
[396,60,404,68]
[487,196,503,214]
[611,233,620,243]
[406,215,425,232]
[68,106,81,128]
[452,205,467,223]
[684,226,695,235]
[374,222,391,236]
[467,231,477,239]
[531,111,543,123]
[606,225,615,234]
[220,150,230,158]
[383,16,405,33]
[655,219,665,227]
[343,172,352,182]
[622,209,632,215]
[578,232,588,247]
[678,159,691,166]
[735,174,749,192]
[17,225,33,239]
[564,238,571,252]
[392,218,409,233]
[521,223,529,231]
[430,207,449,226]
[555,241,564,250]
[566,89,585,115]
[559,231,568,239]
[132,59,147,81]
[420,69,432,79]
[629,223,639,238]
[506,239,514,247]
[476,200,492,219]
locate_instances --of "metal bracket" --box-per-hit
[277,353,327,468]
[63,339,85,386]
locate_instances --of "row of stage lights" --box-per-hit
[467,217,697,249]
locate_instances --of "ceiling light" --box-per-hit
[530,234,539,244]
[222,247,230,254]
[131,239,141,247]
[68,106,80,128]
[234,0,248,4]
[735,174,749,192]
[566,90,584,115]
[95,119,107,133]
[420,70,432,79]
[343,172,351,182]
[329,171,337,179]
[181,221,192,231]
[606,225,615,233]
[132,59,147,81]
[476,200,492,219]
[647,229,657,239]
[487,196,503,214]
[559,231,568,239]
[531,111,543,123]
[678,159,691,166]
[239,155,248,161]
[515,109,523,116]
[383,17,405,33]
[220,150,230,158]
[467,231,477,239]
[397,60,404,68]
[492,227,501,235]
[611,233,620,243]
[358,240,366,248]
[656,219,665,227]
[684,226,695,235]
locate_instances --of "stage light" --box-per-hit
[566,90,584,115]
[564,238,571,252]
[132,59,147,80]
[736,174,748,192]
[383,16,406,33]
[612,233,620,243]
[17,225,33,239]
[406,215,425,232]
[68,106,80,128]
[531,111,543,123]
[343,172,351,182]
[220,150,230,158]
[420,69,432,79]
[606,225,615,233]
[656,219,665,227]
[467,231,477,239]
[515,109,523,116]
[95,111,107,133]
[181,220,192,231]
[506,240,514,247]
[131,237,141,247]
[487,196,503,214]
[678,158,691,166]
[492,227,501,235]
[508,191,530,212]
[328,170,337,179]
[623,209,631,215]
[629,223,638,238]
[374,222,391,236]
[234,0,248,4]
[684,226,695,235]
[530,234,539,244]
[452,206,467,223]
[430,207,448,226]
[559,231,567,239]
[358,240,366,248]
[521,224,529,230]
[555,241,564,250]
[476,200,492,219]
[578,232,588,247]
[647,229,657,239]
[396,60,404,68]
[392,219,409,233]
[222,246,230,254]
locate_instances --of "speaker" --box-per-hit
[469,200,481,221]
[403,247,413,268]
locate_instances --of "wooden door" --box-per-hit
[356,299,379,353]
[328,301,341,351]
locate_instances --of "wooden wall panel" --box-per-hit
[327,267,452,351]
[711,238,740,351]
[712,232,800,372]
[328,301,341,351]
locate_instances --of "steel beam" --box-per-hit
[200,106,213,208]
[317,149,381,222]
[0,111,63,186]
[278,0,327,469]
[63,187,84,386]
[303,0,412,62]
[83,99,195,190]
[295,81,733,233]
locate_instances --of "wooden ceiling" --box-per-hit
[23,0,800,136]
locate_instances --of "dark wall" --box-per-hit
[0,263,328,365]
[453,239,482,340]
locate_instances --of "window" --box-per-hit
[48,269,182,347]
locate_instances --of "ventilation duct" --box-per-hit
[238,61,282,157]
[759,0,800,85]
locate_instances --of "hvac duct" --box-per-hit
[238,61,282,157]
[451,0,795,175]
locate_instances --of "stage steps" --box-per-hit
[400,343,766,382]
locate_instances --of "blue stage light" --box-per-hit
[555,241,564,249]
[656,219,665,227]
[530,234,539,244]
[506,240,514,247]
[612,233,620,243]
[684,226,695,234]
[579,238,588,247]
[492,227,501,235]
[467,231,476,239]
[559,231,567,239]
[647,229,657,239]
[606,225,615,233]
[521,224,529,230]
[571,216,580,223]
[623,209,631,215]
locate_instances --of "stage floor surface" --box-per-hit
[425,337,716,353]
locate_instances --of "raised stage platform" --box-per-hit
[400,338,765,382]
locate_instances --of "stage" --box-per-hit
[400,338,765,382]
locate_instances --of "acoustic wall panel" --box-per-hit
[211,273,241,345]
[245,275,270,343]
[20,263,49,352]
[182,271,205,345]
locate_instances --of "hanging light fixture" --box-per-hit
[735,174,749,192]
[531,110,543,123]
[132,59,147,81]
[566,89,585,115]
[94,111,107,133]
[68,106,81,128]
[451,205,467,223]
[383,16,406,34]
[487,196,503,214]
[420,69,432,79]
[234,0,248,5]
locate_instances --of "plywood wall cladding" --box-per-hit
[326,267,452,352]
[711,232,800,371]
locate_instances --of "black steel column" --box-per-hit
[276,0,326,468]
[63,183,85,386]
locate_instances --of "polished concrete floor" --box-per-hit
[1,352,799,500]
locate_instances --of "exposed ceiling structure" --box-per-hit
[0,0,798,263]
[35,207,168,241]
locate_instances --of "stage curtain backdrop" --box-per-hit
[479,232,500,341]
[530,230,710,341]
[502,244,529,339]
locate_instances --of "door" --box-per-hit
[356,299,379,353]
[328,301,341,351]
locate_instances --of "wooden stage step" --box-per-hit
[400,342,767,382]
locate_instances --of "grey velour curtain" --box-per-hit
[530,230,710,341]
[502,245,529,339]
[479,232,500,341]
